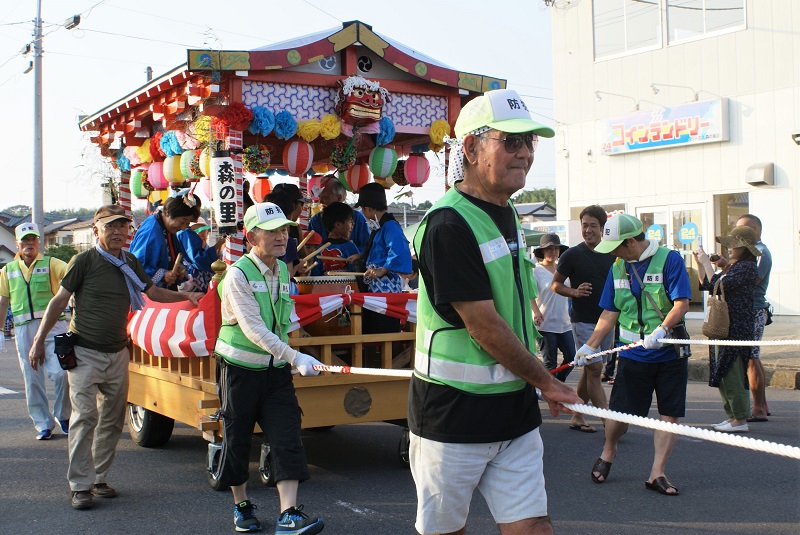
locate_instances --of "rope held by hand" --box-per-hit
[312,364,413,378]
[564,403,800,460]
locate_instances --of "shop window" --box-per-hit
[667,0,745,44]
[713,192,748,247]
[593,0,661,60]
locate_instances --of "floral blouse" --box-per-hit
[700,260,759,387]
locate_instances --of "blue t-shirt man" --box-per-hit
[598,249,692,363]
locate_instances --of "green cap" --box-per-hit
[243,202,297,233]
[594,214,643,254]
[454,89,556,139]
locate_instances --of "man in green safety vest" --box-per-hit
[214,202,325,534]
[581,214,692,497]
[0,222,70,441]
[409,88,581,535]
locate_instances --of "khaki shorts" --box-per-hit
[409,428,547,534]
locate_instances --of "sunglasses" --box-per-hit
[479,132,538,153]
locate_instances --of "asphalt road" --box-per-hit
[1,345,798,535]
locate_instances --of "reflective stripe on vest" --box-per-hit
[412,187,537,395]
[214,255,292,370]
[6,257,63,326]
[612,247,672,344]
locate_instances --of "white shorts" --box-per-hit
[409,428,548,535]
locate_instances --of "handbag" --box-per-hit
[54,331,78,371]
[702,278,730,339]
[629,262,692,357]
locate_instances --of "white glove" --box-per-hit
[0,335,5,353]
[177,274,195,292]
[573,343,598,367]
[293,353,322,376]
[643,325,667,350]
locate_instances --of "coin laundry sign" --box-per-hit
[601,99,729,155]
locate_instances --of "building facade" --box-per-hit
[551,0,798,316]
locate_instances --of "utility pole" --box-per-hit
[32,0,43,226]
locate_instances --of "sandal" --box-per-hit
[569,424,597,433]
[645,476,679,496]
[591,457,612,484]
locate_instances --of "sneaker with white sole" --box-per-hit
[275,505,324,535]
[36,429,52,440]
[234,500,262,532]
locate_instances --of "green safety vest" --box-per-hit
[612,246,674,343]
[6,257,65,326]
[412,186,540,395]
[214,255,293,370]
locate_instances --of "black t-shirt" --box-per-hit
[555,242,615,324]
[409,190,541,443]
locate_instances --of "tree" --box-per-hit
[45,244,78,263]
[512,188,556,206]
[1,205,31,216]
[416,200,433,211]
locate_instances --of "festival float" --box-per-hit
[78,20,506,486]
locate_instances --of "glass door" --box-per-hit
[637,204,705,318]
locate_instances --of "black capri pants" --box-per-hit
[217,358,310,487]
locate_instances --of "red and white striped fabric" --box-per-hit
[350,293,417,324]
[127,290,417,358]
[127,280,222,357]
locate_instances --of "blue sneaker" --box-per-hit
[59,419,70,433]
[36,429,52,441]
[234,500,262,532]
[275,505,324,535]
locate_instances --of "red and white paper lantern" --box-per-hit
[251,176,272,202]
[344,164,371,193]
[282,141,314,177]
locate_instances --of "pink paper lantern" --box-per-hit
[282,140,314,177]
[404,154,430,188]
[345,164,371,193]
[148,161,168,189]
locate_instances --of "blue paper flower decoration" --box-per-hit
[116,149,131,172]
[249,106,275,137]
[274,110,298,140]
[376,116,395,147]
[160,131,183,157]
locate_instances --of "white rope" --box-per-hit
[564,403,800,460]
[660,338,800,346]
[312,367,800,459]
[313,364,413,378]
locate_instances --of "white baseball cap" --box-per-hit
[15,222,40,240]
[243,203,297,232]
[454,89,556,139]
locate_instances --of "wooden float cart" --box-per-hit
[77,19,506,488]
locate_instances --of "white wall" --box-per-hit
[551,0,799,314]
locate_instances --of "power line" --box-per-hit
[78,27,203,48]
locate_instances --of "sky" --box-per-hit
[0,0,555,212]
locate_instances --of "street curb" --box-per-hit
[687,361,800,390]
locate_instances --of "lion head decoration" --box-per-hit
[334,75,390,137]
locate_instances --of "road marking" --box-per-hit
[0,386,18,395]
[335,500,378,516]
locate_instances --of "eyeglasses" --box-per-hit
[479,133,538,153]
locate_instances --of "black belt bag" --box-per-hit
[54,332,78,370]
